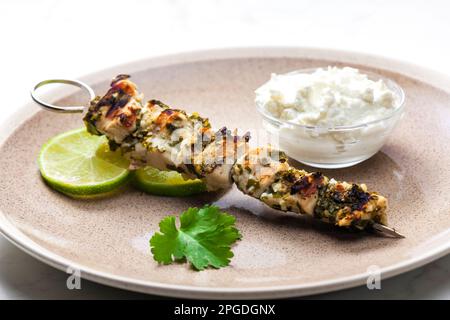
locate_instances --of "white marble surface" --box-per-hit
[0,0,449,299]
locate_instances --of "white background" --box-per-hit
[0,0,449,299]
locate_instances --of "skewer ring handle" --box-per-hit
[31,79,95,113]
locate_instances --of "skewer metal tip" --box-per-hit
[372,223,405,238]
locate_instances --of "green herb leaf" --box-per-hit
[150,205,241,270]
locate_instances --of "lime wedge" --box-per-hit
[133,167,206,197]
[38,128,130,198]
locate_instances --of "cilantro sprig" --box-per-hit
[150,205,241,270]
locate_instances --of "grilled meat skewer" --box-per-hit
[83,75,398,235]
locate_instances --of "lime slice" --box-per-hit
[133,167,206,197]
[38,128,130,198]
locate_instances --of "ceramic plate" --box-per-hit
[0,48,449,299]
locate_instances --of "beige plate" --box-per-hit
[0,48,449,299]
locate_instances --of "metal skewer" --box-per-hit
[372,223,405,238]
[31,78,405,239]
[31,79,94,113]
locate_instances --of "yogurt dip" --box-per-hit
[256,67,404,168]
[256,66,399,128]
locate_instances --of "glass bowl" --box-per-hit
[256,68,406,169]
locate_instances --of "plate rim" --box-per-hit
[1,46,449,299]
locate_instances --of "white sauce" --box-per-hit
[256,67,404,168]
[256,66,398,127]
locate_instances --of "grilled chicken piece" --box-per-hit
[232,147,387,229]
[84,75,143,144]
[84,75,389,231]
[84,76,249,191]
